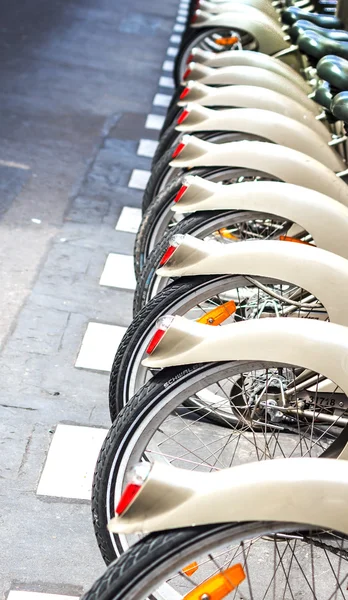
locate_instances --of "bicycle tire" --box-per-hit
[84,521,323,600]
[133,209,284,315]
[93,360,344,565]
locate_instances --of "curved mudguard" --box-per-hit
[177,83,322,124]
[142,316,348,378]
[175,105,341,170]
[169,135,348,204]
[170,178,348,259]
[157,239,348,326]
[190,49,309,92]
[108,458,348,535]
[198,0,281,22]
[191,10,290,55]
[183,64,317,113]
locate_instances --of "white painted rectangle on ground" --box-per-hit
[137,138,159,158]
[115,206,142,233]
[170,34,182,44]
[178,8,189,15]
[163,60,175,72]
[176,15,187,23]
[37,424,107,500]
[9,594,77,600]
[174,23,185,32]
[167,47,178,57]
[145,113,165,131]
[100,254,136,290]
[159,76,175,89]
[128,169,151,190]
[153,93,172,108]
[75,322,126,372]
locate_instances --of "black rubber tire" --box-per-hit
[135,176,183,278]
[93,359,344,566]
[141,146,178,214]
[93,362,212,564]
[159,99,185,138]
[173,26,216,87]
[138,165,275,277]
[152,120,184,166]
[84,522,307,600]
[133,210,226,314]
[109,273,233,421]
[133,209,277,316]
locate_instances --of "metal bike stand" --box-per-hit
[336,0,348,29]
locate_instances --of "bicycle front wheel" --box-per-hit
[84,521,348,600]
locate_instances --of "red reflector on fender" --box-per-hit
[146,328,167,354]
[115,483,141,515]
[160,245,177,266]
[177,109,190,125]
[172,142,186,158]
[179,86,191,101]
[174,185,188,203]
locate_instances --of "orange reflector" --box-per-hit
[218,228,238,240]
[182,562,199,576]
[279,236,314,246]
[215,36,240,46]
[197,300,236,326]
[183,564,245,600]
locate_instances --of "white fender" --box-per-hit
[175,106,340,169]
[169,136,348,204]
[157,240,348,326]
[178,83,323,125]
[191,10,290,55]
[170,178,348,259]
[109,458,348,535]
[190,49,309,92]
[198,0,281,21]
[182,65,317,113]
[142,316,348,376]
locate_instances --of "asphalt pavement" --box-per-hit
[0,0,180,597]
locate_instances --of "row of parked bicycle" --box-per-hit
[84,0,348,598]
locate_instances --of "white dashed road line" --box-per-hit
[115,206,142,232]
[75,322,127,372]
[100,254,136,290]
[128,169,151,190]
[37,424,107,500]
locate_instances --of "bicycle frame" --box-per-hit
[170,178,348,258]
[108,458,348,535]
[169,136,348,203]
[175,106,341,165]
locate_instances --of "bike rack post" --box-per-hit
[336,0,348,29]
